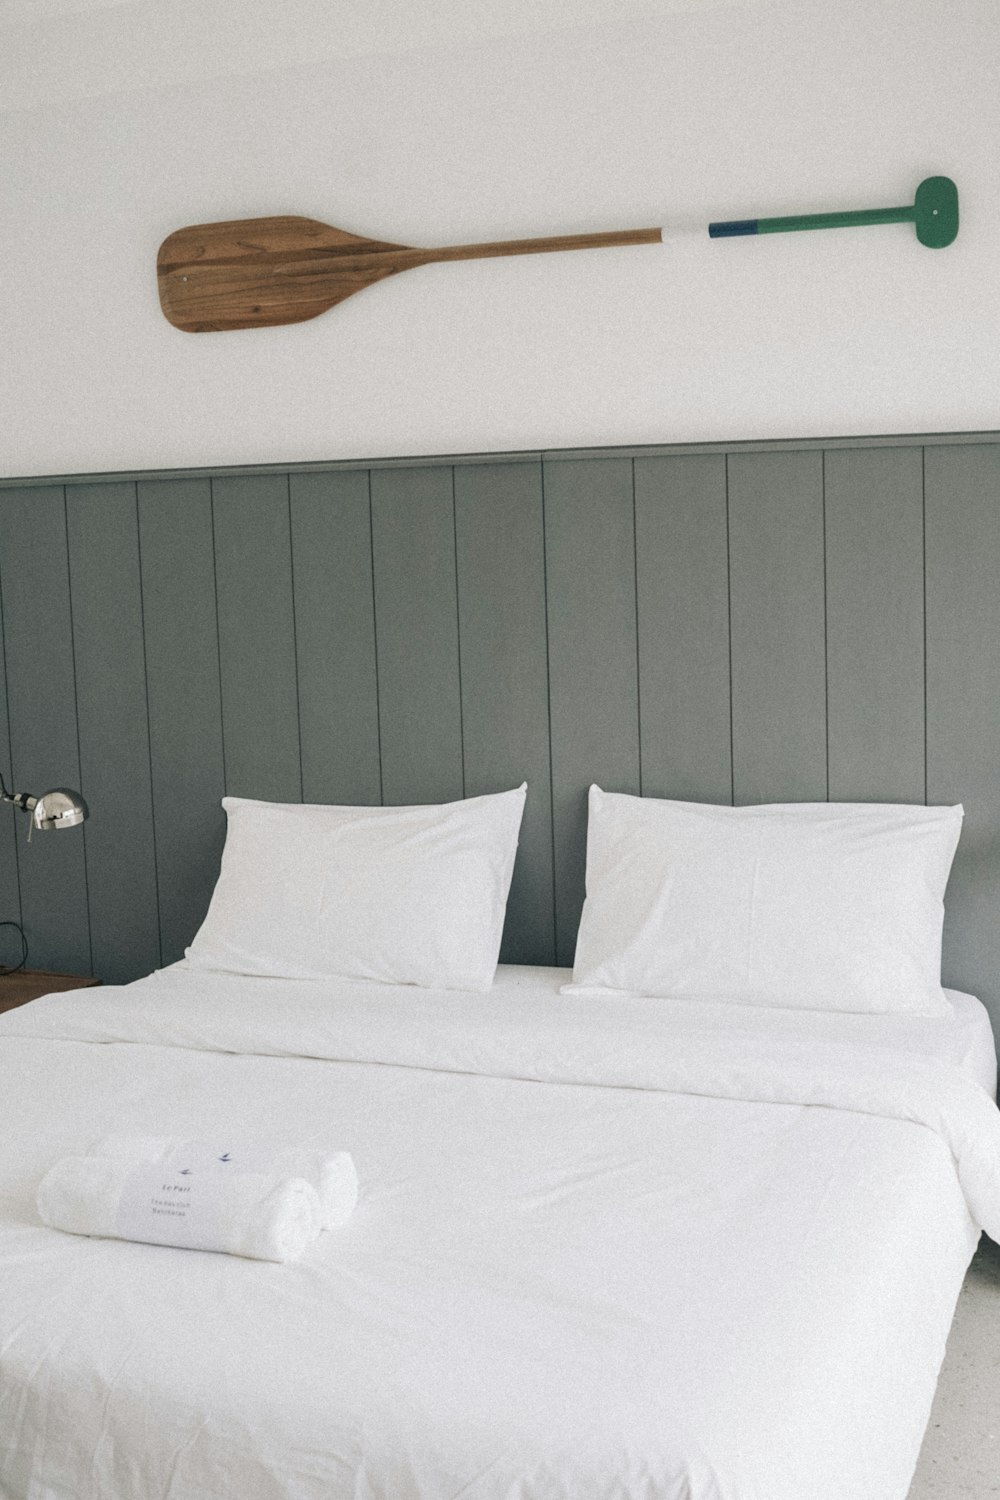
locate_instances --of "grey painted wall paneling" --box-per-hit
[454,461,555,965]
[67,483,160,982]
[728,451,827,804]
[212,474,302,802]
[289,470,381,806]
[0,565,20,961]
[824,447,925,803]
[544,457,640,965]
[138,478,226,964]
[0,487,91,973]
[925,443,1000,1027]
[4,430,1000,1003]
[370,466,464,806]
[634,455,732,804]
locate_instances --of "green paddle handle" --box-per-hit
[709,177,958,248]
[757,205,913,234]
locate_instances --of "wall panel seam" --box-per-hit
[62,486,94,976]
[822,449,830,802]
[0,521,22,928]
[540,459,558,959]
[724,456,735,807]
[133,483,164,968]
[451,467,467,800]
[287,473,305,803]
[366,472,384,805]
[922,446,928,806]
[631,458,643,797]
[208,478,228,798]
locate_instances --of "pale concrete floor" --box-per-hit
[908,1235,1000,1497]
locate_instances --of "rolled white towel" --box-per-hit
[92,1134,358,1230]
[37,1155,321,1263]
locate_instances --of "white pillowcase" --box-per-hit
[186,786,526,991]
[565,787,963,1015]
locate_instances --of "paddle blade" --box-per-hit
[914,176,958,248]
[157,216,412,332]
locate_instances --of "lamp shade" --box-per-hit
[31,788,89,832]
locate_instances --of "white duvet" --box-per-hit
[1,963,998,1500]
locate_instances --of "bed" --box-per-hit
[2,786,999,1500]
[0,957,997,1500]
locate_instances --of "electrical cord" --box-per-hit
[0,920,28,976]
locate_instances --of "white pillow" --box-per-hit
[186,786,526,991]
[565,787,963,1015]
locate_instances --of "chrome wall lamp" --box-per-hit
[0,767,88,973]
[0,769,88,839]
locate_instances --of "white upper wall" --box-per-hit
[1,0,996,476]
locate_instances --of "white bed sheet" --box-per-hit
[0,963,997,1500]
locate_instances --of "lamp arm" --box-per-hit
[1,767,41,812]
[0,785,38,813]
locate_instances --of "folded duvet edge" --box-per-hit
[37,1155,322,1263]
[91,1134,358,1230]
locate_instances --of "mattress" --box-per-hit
[0,962,997,1500]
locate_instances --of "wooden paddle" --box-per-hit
[156,216,664,332]
[158,177,957,333]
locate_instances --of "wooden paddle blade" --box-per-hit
[157,215,413,332]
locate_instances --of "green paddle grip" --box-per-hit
[709,176,958,248]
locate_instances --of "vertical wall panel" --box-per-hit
[290,471,381,806]
[926,443,1000,1029]
[635,455,732,804]
[0,488,91,974]
[545,457,640,965]
[1,435,998,998]
[455,461,555,965]
[68,483,160,982]
[213,475,301,802]
[825,447,924,803]
[371,467,464,806]
[728,452,826,804]
[138,477,226,964]
[0,563,21,964]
